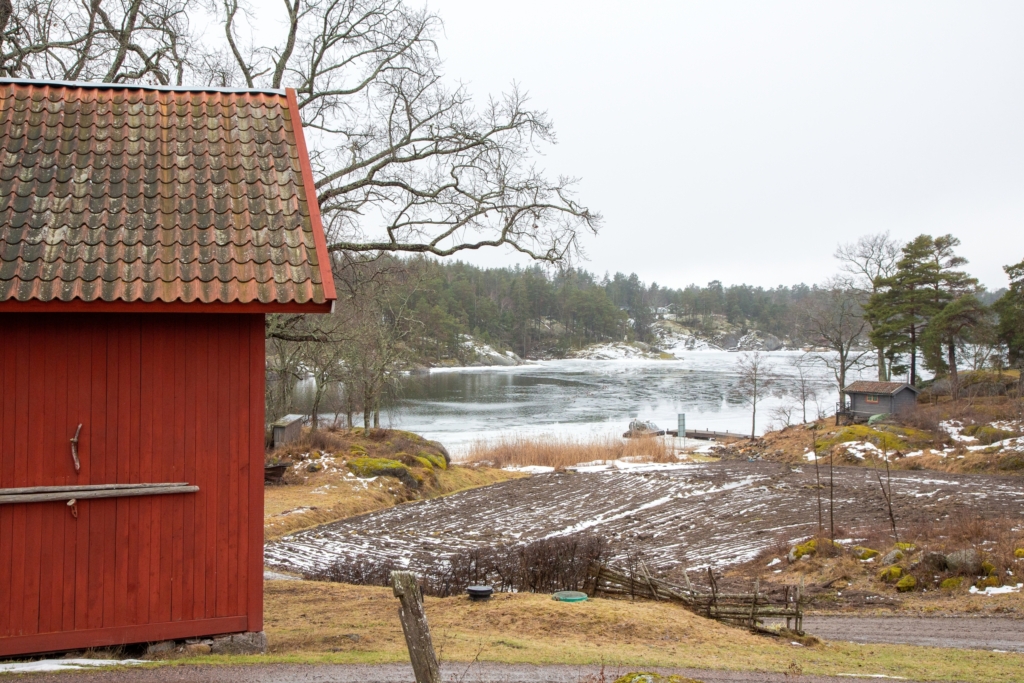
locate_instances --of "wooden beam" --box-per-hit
[0,483,191,496]
[0,485,198,505]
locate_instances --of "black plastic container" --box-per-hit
[466,585,493,601]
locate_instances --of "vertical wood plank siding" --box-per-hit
[0,313,264,655]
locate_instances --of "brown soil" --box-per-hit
[267,461,1024,613]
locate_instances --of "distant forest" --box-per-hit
[395,258,829,361]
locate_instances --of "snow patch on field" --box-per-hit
[0,660,150,673]
[504,465,555,474]
[970,583,1023,596]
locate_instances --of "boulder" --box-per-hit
[881,549,904,566]
[145,640,175,655]
[919,551,948,572]
[945,549,981,575]
[211,631,267,655]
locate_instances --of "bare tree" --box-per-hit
[735,350,777,440]
[802,280,871,411]
[789,353,818,424]
[216,0,599,265]
[3,0,598,267]
[0,0,198,83]
[834,233,902,380]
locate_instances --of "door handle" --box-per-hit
[70,424,82,472]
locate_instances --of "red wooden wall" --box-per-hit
[0,313,265,656]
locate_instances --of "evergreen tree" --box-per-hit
[865,235,974,385]
[993,258,1024,367]
[921,294,989,389]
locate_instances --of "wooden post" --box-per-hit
[390,571,440,683]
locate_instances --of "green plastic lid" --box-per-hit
[552,591,588,602]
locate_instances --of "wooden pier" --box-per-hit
[665,429,747,441]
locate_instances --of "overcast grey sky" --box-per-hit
[421,1,1024,290]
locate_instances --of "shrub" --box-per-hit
[940,577,963,591]
[998,454,1024,471]
[977,575,1001,589]
[981,560,997,576]
[305,532,608,598]
[1015,548,1024,559]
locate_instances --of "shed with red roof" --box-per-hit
[0,78,335,657]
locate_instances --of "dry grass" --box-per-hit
[735,514,1024,614]
[462,434,675,470]
[230,579,1024,682]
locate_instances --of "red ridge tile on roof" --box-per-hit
[0,79,335,308]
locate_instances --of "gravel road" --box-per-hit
[1,662,947,683]
[797,615,1024,652]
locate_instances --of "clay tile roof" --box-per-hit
[0,79,336,308]
[843,381,919,395]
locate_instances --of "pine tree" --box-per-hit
[865,234,975,385]
[994,258,1024,367]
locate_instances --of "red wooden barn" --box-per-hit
[0,78,336,657]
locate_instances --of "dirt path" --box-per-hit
[795,615,1024,652]
[266,461,1024,584]
[3,662,948,683]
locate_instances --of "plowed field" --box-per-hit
[265,461,1024,583]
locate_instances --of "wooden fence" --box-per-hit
[588,562,803,633]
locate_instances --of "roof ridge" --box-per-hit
[0,77,285,97]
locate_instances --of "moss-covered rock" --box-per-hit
[1015,548,1024,559]
[881,549,904,566]
[963,424,1016,445]
[418,451,448,470]
[877,566,903,583]
[348,444,368,455]
[613,674,702,683]
[981,560,997,576]
[940,577,963,591]
[894,542,916,552]
[347,457,422,489]
[852,546,879,560]
[896,574,917,592]
[976,575,1001,589]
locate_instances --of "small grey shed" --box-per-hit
[842,381,920,421]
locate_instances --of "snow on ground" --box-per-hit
[970,583,1024,596]
[503,465,555,474]
[460,335,524,366]
[940,420,978,443]
[265,462,1024,582]
[572,342,662,360]
[0,660,150,673]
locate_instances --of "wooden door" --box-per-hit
[0,313,264,656]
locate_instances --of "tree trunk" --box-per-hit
[363,386,373,432]
[947,341,959,398]
[909,323,917,386]
[877,347,887,381]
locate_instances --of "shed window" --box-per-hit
[865,394,879,404]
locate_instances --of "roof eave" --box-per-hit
[0,299,334,314]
